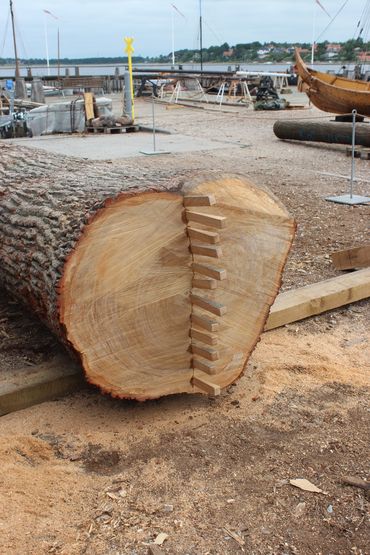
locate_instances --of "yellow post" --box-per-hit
[124,37,135,122]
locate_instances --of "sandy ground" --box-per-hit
[0,93,369,554]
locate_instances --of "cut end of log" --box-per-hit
[59,175,295,400]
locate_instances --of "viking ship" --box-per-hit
[295,48,370,117]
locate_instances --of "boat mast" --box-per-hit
[199,0,203,72]
[9,0,20,78]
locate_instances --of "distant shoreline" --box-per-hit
[0,61,343,70]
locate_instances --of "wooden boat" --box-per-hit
[295,48,370,116]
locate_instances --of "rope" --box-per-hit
[0,9,10,59]
[316,0,350,43]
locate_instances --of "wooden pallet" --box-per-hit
[346,146,370,160]
[86,125,140,135]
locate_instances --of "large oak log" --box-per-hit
[273,120,370,147]
[0,144,295,399]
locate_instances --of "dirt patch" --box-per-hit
[82,444,122,475]
[0,319,368,554]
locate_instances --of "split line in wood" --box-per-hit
[190,244,222,258]
[192,263,227,281]
[191,313,219,332]
[192,358,218,375]
[190,294,227,316]
[183,194,216,207]
[192,278,218,290]
[331,244,370,270]
[186,210,227,229]
[187,227,220,244]
[191,344,219,361]
[265,267,370,330]
[191,375,221,395]
[190,328,218,346]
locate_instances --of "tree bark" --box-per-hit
[0,144,295,400]
[273,120,370,147]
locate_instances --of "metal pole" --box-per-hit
[199,0,203,73]
[57,27,61,81]
[152,94,156,152]
[350,109,357,199]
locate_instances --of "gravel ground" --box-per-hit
[0,94,369,554]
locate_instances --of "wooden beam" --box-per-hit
[186,211,226,229]
[192,278,218,290]
[331,244,370,270]
[191,313,219,332]
[187,227,220,244]
[183,195,216,207]
[190,294,227,316]
[190,244,222,258]
[190,328,218,346]
[265,268,370,330]
[192,375,221,395]
[192,358,218,375]
[192,263,227,280]
[84,92,95,121]
[0,353,84,417]
[191,344,219,361]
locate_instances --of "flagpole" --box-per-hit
[199,0,203,72]
[44,11,50,76]
[311,0,316,66]
[171,7,175,66]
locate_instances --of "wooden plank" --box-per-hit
[192,358,217,375]
[331,244,370,270]
[186,211,226,229]
[191,313,219,332]
[190,328,218,345]
[83,92,95,120]
[190,294,227,316]
[191,344,219,361]
[265,268,370,330]
[0,353,84,417]
[192,278,218,290]
[183,195,216,207]
[192,263,227,280]
[187,227,220,244]
[190,244,222,258]
[192,375,221,395]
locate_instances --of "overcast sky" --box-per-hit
[0,0,364,59]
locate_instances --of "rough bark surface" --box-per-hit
[0,143,180,338]
[273,121,370,147]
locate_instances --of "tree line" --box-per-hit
[0,39,368,66]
